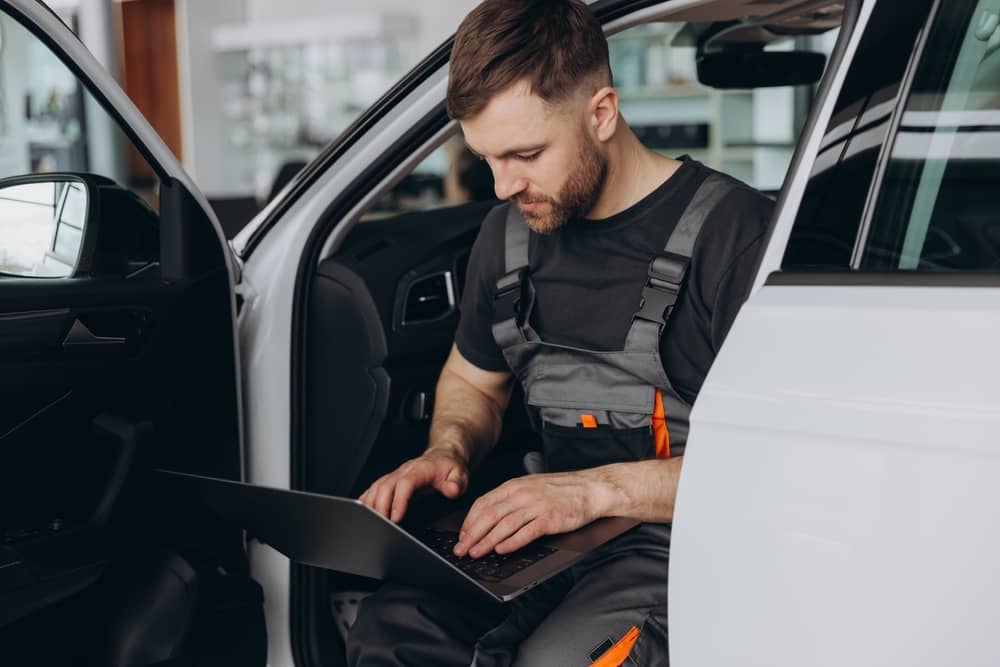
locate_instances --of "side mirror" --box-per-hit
[0,174,94,277]
[0,173,159,279]
[697,50,827,89]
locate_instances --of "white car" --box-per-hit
[1,0,998,665]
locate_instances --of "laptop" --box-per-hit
[157,469,640,606]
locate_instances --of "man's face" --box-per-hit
[460,81,607,234]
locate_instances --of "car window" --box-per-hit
[0,11,158,277]
[859,0,1000,271]
[360,135,493,220]
[362,21,835,220]
[609,23,829,194]
[782,0,936,271]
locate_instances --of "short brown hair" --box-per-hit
[446,0,611,120]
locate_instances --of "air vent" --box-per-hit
[402,271,456,325]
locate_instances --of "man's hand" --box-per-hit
[454,472,607,558]
[359,450,470,523]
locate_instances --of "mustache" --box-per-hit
[514,194,550,206]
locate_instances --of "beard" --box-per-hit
[514,137,607,235]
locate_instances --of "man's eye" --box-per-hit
[516,152,540,162]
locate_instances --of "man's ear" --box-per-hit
[589,85,620,143]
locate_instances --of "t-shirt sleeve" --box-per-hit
[710,230,769,350]
[705,188,773,351]
[454,204,511,372]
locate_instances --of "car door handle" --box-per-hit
[62,319,127,347]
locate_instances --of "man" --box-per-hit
[349,0,773,664]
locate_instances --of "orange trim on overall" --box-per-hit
[581,414,598,429]
[652,388,670,458]
[590,625,640,667]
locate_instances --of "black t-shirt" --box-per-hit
[455,157,774,404]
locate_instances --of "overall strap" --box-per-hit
[492,204,532,350]
[625,173,735,352]
[504,203,530,272]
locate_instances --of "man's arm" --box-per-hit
[359,344,513,522]
[582,457,683,523]
[425,343,514,470]
[454,457,683,558]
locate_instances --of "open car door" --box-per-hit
[671,1,1000,665]
[0,1,265,664]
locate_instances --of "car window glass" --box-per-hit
[0,11,159,277]
[782,0,936,271]
[362,21,836,220]
[860,0,1000,271]
[360,135,494,221]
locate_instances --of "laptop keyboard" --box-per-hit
[417,528,557,583]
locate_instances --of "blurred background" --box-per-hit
[0,0,836,238]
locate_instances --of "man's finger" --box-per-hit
[359,479,380,507]
[494,519,545,554]
[455,500,514,557]
[461,489,497,533]
[390,478,415,523]
[467,510,533,559]
[373,479,397,518]
[434,466,467,498]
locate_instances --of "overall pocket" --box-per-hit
[627,606,668,666]
[540,422,655,473]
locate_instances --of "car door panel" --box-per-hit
[673,282,1000,667]
[0,277,201,632]
[671,1,1000,665]
[0,308,72,355]
[1,416,148,629]
[0,0,259,662]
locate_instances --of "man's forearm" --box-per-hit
[581,456,684,523]
[425,367,506,470]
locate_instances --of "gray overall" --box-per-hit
[348,174,736,667]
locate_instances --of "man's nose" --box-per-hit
[491,161,527,201]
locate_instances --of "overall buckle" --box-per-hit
[635,252,689,325]
[494,267,527,323]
